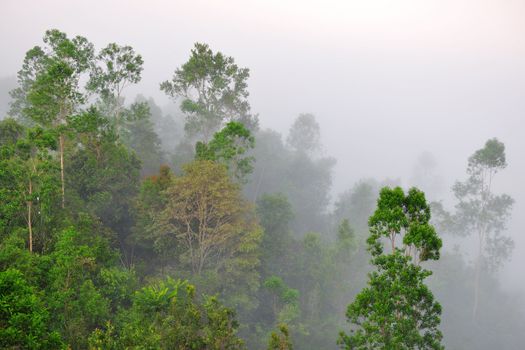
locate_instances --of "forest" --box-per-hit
[0,26,524,350]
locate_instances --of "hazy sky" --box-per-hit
[1,0,524,290]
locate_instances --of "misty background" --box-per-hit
[1,0,524,299]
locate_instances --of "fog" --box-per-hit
[1,0,525,347]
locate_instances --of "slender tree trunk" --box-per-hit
[115,106,120,136]
[28,178,33,252]
[253,164,266,202]
[59,133,65,209]
[472,232,483,321]
[473,170,490,321]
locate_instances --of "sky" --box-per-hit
[1,0,524,290]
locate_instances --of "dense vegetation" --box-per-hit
[0,29,522,349]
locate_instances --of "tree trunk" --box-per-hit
[59,133,65,209]
[28,178,33,252]
[472,232,483,321]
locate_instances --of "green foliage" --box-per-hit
[336,219,356,254]
[6,28,522,350]
[0,268,64,349]
[88,321,119,350]
[120,101,165,175]
[268,323,293,350]
[340,187,444,350]
[467,138,506,171]
[367,187,442,263]
[87,42,144,140]
[131,165,174,265]
[91,278,246,350]
[452,138,514,268]
[97,266,137,311]
[0,140,26,238]
[0,117,25,145]
[88,43,143,100]
[0,120,61,250]
[264,276,300,324]
[196,121,255,182]
[161,42,256,139]
[333,180,379,237]
[154,160,259,273]
[137,95,182,153]
[340,253,443,349]
[256,193,294,276]
[445,138,514,321]
[246,129,335,235]
[67,112,141,234]
[10,29,94,126]
[0,231,38,278]
[136,161,262,316]
[45,228,112,348]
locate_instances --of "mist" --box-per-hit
[1,0,524,348]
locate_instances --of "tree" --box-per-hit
[268,323,293,350]
[0,117,25,145]
[339,187,444,350]
[120,100,164,176]
[335,219,356,255]
[452,138,513,320]
[0,120,61,252]
[66,108,141,265]
[0,268,63,349]
[156,160,261,275]
[333,180,377,237]
[161,42,257,141]
[286,113,321,155]
[10,29,95,208]
[0,76,16,119]
[245,128,335,235]
[15,127,60,252]
[256,193,294,276]
[131,165,174,272]
[91,278,246,349]
[196,121,255,182]
[45,228,112,349]
[143,161,262,317]
[0,121,27,240]
[264,276,300,327]
[135,95,181,153]
[88,43,144,135]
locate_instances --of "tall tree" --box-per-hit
[333,179,378,237]
[246,128,335,235]
[120,100,164,176]
[195,121,255,183]
[256,193,294,276]
[0,120,61,252]
[67,108,141,264]
[136,95,181,153]
[267,323,293,350]
[452,138,513,320]
[0,119,27,240]
[155,160,261,275]
[16,127,60,252]
[161,42,257,141]
[142,161,263,317]
[88,42,144,134]
[10,29,95,208]
[339,187,444,350]
[286,113,321,155]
